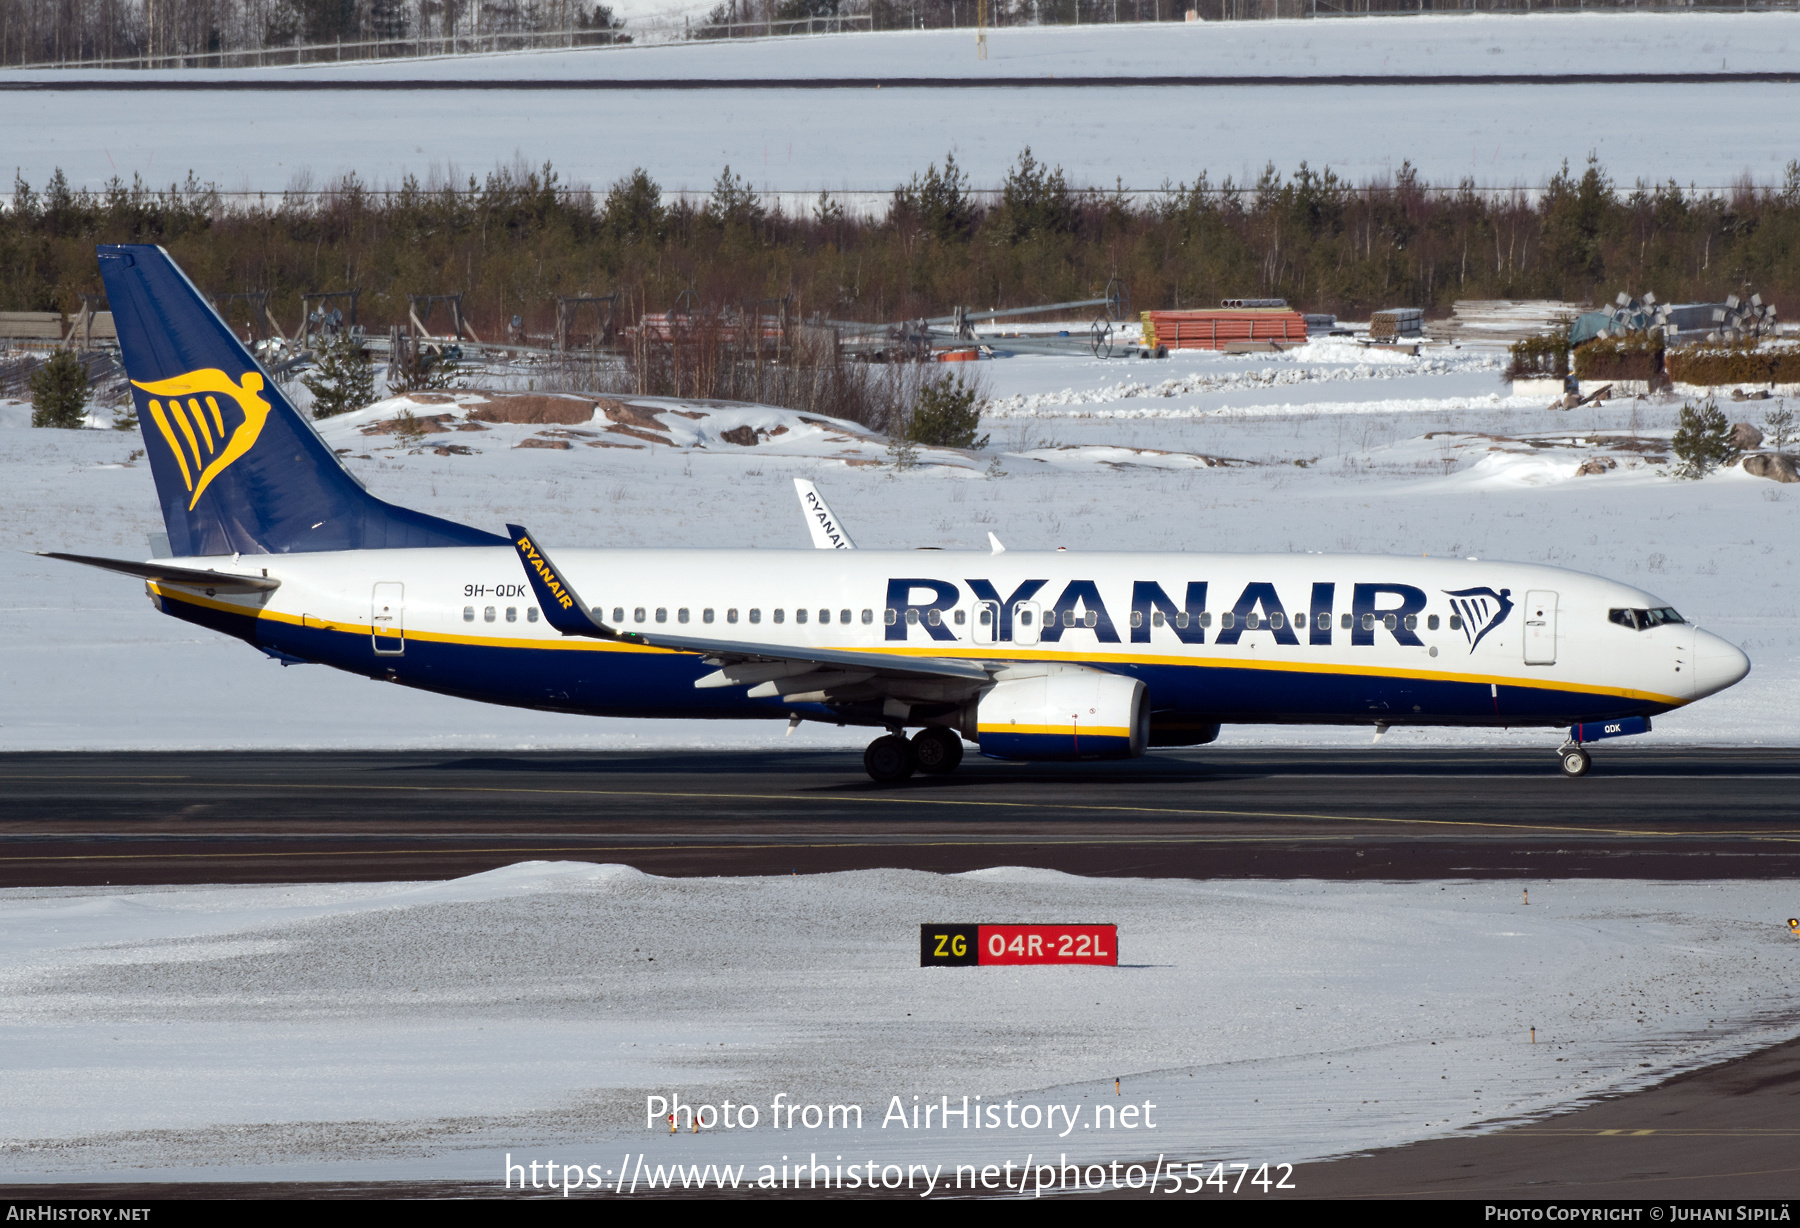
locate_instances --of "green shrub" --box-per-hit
[302,333,376,419]
[906,370,989,450]
[1505,333,1569,381]
[29,348,89,429]
[1572,335,1661,382]
[1665,344,1800,387]
[1671,398,1735,479]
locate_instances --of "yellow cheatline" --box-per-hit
[150,590,1688,707]
[978,724,1133,738]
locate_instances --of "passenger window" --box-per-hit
[655,607,668,623]
[954,609,966,625]
[1198,612,1211,628]
[906,609,919,625]
[634,607,646,623]
[841,609,853,624]
[1341,613,1353,630]
[1317,613,1330,630]
[506,607,518,623]
[1384,613,1398,630]
[927,609,941,626]
[1150,610,1164,628]
[884,609,897,625]
[749,609,761,624]
[795,608,807,624]
[1269,612,1285,630]
[1245,613,1261,630]
[612,607,625,623]
[484,606,496,623]
[1062,610,1076,628]
[1018,609,1033,626]
[1220,612,1235,630]
[678,608,689,623]
[1427,614,1439,631]
[773,609,785,624]
[1362,613,1375,631]
[823,609,834,624]
[704,608,715,624]
[863,609,874,624]
[979,607,993,626]
[1173,612,1186,629]
[1403,614,1417,631]
[1449,614,1462,630]
[727,608,739,624]
[527,607,538,623]
[463,606,474,622]
[1083,611,1097,628]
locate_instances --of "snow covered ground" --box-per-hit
[6,16,1800,197]
[2,340,1794,752]
[2,863,1794,1185]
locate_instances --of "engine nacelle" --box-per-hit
[972,670,1148,761]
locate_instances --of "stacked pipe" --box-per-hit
[1140,308,1308,351]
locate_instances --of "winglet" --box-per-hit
[794,478,856,549]
[505,523,616,639]
[988,532,1006,554]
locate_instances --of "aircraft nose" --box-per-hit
[1692,629,1751,699]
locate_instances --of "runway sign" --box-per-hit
[920,924,1117,967]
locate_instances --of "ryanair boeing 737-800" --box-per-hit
[45,245,1751,781]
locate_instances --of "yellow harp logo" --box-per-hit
[132,369,274,510]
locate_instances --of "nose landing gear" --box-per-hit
[1558,745,1592,778]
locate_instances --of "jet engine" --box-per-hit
[968,669,1148,761]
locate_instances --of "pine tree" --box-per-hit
[1671,398,1735,480]
[907,371,989,449]
[303,334,376,419]
[30,348,89,429]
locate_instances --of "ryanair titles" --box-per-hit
[883,578,1512,653]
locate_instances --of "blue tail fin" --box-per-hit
[98,244,504,556]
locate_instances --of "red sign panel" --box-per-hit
[976,924,1117,966]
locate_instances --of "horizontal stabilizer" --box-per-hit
[39,551,281,593]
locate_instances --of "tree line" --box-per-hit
[6,153,1800,337]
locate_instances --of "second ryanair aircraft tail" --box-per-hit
[99,244,504,557]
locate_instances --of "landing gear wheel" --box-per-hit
[864,734,917,783]
[1559,747,1592,778]
[911,727,964,775]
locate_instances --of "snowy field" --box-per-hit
[2,863,1794,1186]
[2,340,1794,753]
[6,16,1800,196]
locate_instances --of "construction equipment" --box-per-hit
[298,290,361,347]
[407,293,477,343]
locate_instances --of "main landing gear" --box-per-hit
[862,727,965,783]
[1558,745,1592,778]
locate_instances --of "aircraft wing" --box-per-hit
[505,524,987,684]
[793,478,855,549]
[38,551,282,593]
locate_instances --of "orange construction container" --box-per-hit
[1141,309,1308,351]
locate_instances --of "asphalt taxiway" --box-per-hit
[3,746,1798,887]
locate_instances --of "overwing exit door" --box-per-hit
[1523,589,1556,665]
[372,582,405,655]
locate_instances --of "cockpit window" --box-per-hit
[1609,607,1685,631]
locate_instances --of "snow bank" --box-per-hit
[2,867,1794,1182]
